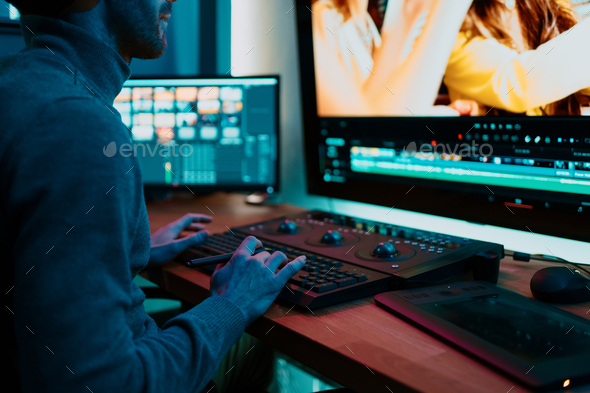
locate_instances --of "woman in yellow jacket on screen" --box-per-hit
[312,0,473,116]
[444,0,590,116]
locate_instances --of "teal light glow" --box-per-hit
[124,78,277,87]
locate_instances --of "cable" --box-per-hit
[506,251,590,276]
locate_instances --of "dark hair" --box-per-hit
[462,0,583,115]
[6,0,77,17]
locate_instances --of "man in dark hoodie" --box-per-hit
[0,1,305,392]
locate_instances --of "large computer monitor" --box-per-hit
[116,76,279,193]
[296,0,590,242]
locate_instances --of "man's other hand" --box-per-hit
[149,213,212,263]
[210,236,306,326]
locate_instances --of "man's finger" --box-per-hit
[186,223,207,231]
[184,213,213,222]
[266,251,288,272]
[213,261,227,274]
[171,230,209,254]
[252,251,271,265]
[236,236,262,256]
[172,213,213,232]
[275,256,306,283]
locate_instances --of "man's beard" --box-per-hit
[107,0,171,60]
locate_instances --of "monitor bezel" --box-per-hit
[125,74,281,194]
[294,0,590,243]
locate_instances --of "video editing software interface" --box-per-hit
[308,0,590,208]
[116,77,278,190]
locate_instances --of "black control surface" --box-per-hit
[187,210,504,309]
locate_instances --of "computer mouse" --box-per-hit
[530,266,590,304]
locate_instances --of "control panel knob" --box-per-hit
[372,242,397,258]
[277,220,298,234]
[320,230,344,245]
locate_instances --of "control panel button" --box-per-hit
[335,277,357,287]
[372,242,397,258]
[355,274,367,282]
[313,282,338,293]
[320,230,344,245]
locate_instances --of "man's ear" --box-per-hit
[62,0,100,13]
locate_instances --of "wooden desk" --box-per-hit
[144,192,590,393]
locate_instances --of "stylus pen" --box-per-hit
[186,247,271,268]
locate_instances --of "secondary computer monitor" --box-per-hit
[115,76,279,193]
[296,0,590,242]
[0,4,19,26]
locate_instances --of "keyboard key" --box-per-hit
[317,274,327,279]
[335,274,347,279]
[289,277,306,286]
[303,282,315,289]
[315,280,328,285]
[355,274,367,282]
[312,282,338,293]
[328,260,343,268]
[335,277,357,287]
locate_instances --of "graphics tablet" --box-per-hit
[375,282,590,391]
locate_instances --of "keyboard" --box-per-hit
[188,231,392,309]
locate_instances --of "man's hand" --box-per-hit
[448,99,480,116]
[211,236,306,326]
[150,213,212,263]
